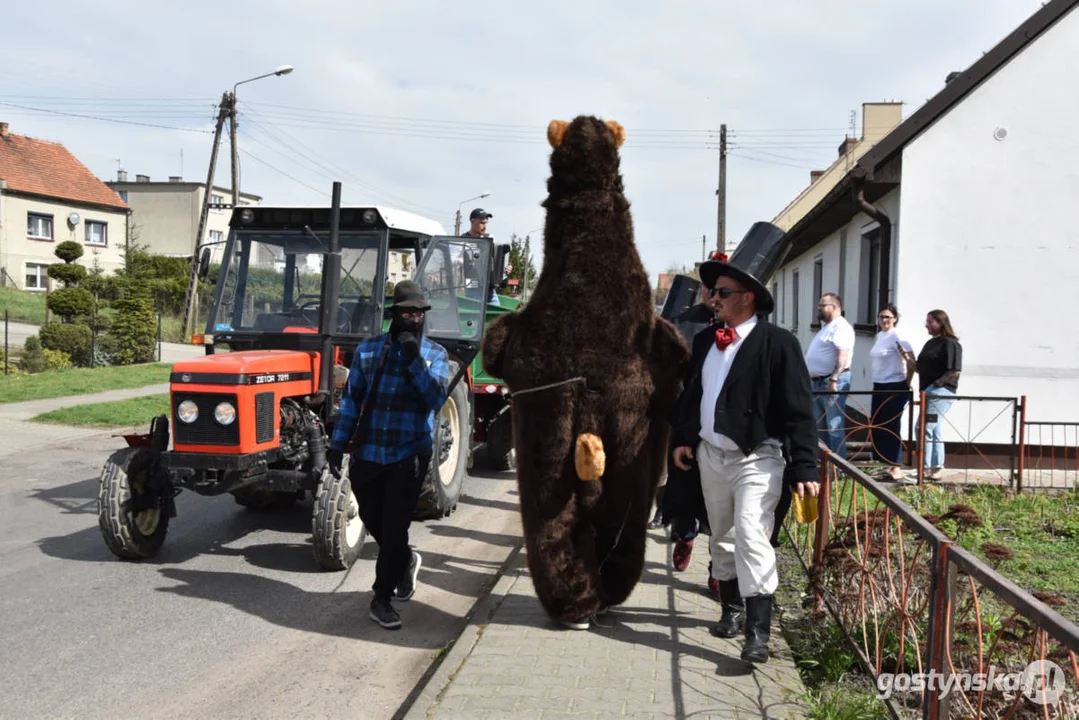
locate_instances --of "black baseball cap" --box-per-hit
[469,208,493,220]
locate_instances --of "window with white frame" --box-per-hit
[791,269,800,330]
[210,193,225,213]
[209,230,223,243]
[27,213,54,240]
[25,263,49,290]
[860,228,882,324]
[812,256,824,306]
[85,220,107,246]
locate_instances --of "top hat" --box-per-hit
[391,280,431,311]
[698,221,787,314]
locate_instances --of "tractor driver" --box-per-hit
[326,280,451,630]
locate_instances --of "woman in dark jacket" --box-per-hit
[900,309,962,481]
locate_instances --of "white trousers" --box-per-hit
[698,441,784,597]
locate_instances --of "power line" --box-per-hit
[237,148,326,196]
[0,101,215,134]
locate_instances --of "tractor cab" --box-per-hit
[97,185,511,571]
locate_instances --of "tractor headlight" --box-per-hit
[361,209,378,225]
[240,208,255,224]
[177,400,199,424]
[214,402,237,426]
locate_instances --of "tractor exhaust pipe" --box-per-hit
[317,181,343,409]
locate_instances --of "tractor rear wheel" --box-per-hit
[485,412,515,471]
[312,465,366,571]
[415,362,470,519]
[231,488,299,511]
[98,446,170,560]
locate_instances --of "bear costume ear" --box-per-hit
[547,120,570,148]
[605,120,625,148]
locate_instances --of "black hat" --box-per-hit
[391,280,431,311]
[469,208,493,220]
[698,222,787,314]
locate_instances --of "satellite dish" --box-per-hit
[67,212,81,226]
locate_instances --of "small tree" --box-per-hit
[109,281,157,365]
[41,241,95,366]
[503,233,538,296]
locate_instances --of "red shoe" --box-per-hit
[708,575,721,602]
[672,540,694,571]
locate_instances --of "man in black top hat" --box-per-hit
[668,222,819,664]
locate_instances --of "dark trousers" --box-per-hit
[870,381,910,465]
[349,453,430,602]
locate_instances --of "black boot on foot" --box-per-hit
[709,580,745,639]
[741,594,773,664]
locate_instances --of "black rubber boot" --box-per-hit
[709,580,745,639]
[741,594,773,664]
[648,485,667,528]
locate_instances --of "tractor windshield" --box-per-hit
[212,231,383,336]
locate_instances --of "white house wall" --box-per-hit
[897,5,1079,438]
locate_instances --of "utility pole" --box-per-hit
[701,234,706,262]
[521,234,531,301]
[716,124,727,255]
[181,91,232,341]
[454,209,462,236]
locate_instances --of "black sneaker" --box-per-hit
[396,550,422,602]
[369,598,402,630]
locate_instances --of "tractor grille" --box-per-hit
[173,393,240,446]
[255,392,275,443]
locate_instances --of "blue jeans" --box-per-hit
[812,371,851,458]
[924,386,956,470]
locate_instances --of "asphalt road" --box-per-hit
[0,434,523,719]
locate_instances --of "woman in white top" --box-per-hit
[868,304,915,481]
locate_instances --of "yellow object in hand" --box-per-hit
[792,493,818,524]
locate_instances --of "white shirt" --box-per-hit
[870,328,913,384]
[699,316,781,451]
[804,315,855,377]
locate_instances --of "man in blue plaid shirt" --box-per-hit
[327,280,450,630]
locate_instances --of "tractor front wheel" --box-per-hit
[98,446,170,560]
[485,412,515,471]
[312,465,366,571]
[415,362,470,519]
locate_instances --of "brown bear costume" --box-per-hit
[481,115,691,626]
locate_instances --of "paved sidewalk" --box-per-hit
[0,383,170,421]
[405,528,807,719]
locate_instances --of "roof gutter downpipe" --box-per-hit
[852,168,892,316]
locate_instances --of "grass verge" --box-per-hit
[31,393,169,427]
[775,542,891,719]
[0,286,48,324]
[0,363,171,404]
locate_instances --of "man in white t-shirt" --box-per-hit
[804,293,855,458]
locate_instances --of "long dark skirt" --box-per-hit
[870,380,910,465]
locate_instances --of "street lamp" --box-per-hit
[182,64,294,340]
[454,192,490,235]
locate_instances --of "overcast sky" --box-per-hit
[0,0,1047,280]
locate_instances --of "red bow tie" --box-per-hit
[715,327,738,351]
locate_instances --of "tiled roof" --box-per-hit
[0,127,128,210]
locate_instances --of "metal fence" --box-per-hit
[1020,418,1079,492]
[785,450,1079,719]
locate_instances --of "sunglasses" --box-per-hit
[709,287,749,298]
[878,314,896,320]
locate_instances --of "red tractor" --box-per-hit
[97,183,507,570]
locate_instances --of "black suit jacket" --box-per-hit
[672,317,819,487]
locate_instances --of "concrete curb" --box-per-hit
[398,540,527,720]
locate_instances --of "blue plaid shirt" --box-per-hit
[330,333,450,464]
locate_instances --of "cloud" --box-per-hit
[0,0,1048,279]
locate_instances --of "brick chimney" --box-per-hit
[168,176,182,183]
[837,137,858,158]
[0,122,8,138]
[810,170,825,184]
[136,174,150,183]
[117,170,128,182]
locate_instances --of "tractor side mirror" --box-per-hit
[197,247,212,282]
[494,243,511,288]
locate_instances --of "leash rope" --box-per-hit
[505,376,587,400]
